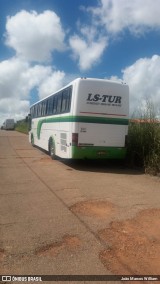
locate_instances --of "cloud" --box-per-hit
[121,55,160,115]
[38,71,66,99]
[0,58,28,99]
[69,0,160,71]
[0,9,68,125]
[69,26,107,70]
[89,0,160,35]
[0,57,67,102]
[5,10,65,62]
[0,98,30,125]
[0,57,67,124]
[0,57,52,100]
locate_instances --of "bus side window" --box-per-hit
[43,100,47,115]
[32,107,35,118]
[38,103,42,117]
[56,92,62,114]
[30,107,33,118]
[43,101,45,116]
[67,86,72,112]
[48,97,53,115]
[53,95,57,114]
[35,105,37,117]
[61,90,67,113]
[44,101,46,116]
[40,103,42,117]
[31,85,72,118]
[61,86,72,113]
[46,99,49,115]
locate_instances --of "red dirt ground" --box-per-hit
[99,208,160,275]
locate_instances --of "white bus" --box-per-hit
[29,78,129,159]
[3,119,15,130]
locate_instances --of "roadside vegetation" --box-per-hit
[127,101,160,176]
[15,117,28,134]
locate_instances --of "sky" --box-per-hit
[0,0,160,124]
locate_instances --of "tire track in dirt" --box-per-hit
[35,235,81,257]
[70,200,116,219]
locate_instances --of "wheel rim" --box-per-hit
[51,144,54,156]
[31,135,34,145]
[50,141,55,158]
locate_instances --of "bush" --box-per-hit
[127,101,160,175]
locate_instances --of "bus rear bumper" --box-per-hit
[72,146,127,159]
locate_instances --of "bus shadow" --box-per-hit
[60,159,144,175]
[32,146,143,175]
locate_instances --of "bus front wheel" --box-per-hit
[31,134,34,147]
[49,139,56,160]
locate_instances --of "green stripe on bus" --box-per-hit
[72,146,127,159]
[37,116,129,139]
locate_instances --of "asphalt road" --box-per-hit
[0,130,160,283]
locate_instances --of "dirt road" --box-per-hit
[0,130,160,281]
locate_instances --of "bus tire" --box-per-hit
[31,134,34,147]
[49,139,56,160]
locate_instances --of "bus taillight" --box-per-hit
[72,133,78,146]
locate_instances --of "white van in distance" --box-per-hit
[3,119,15,130]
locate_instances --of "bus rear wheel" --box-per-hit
[49,139,56,160]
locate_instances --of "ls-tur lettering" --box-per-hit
[87,93,122,104]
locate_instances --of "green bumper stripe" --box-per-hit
[37,116,129,139]
[72,146,127,159]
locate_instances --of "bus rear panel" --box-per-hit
[29,78,129,160]
[71,78,129,159]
